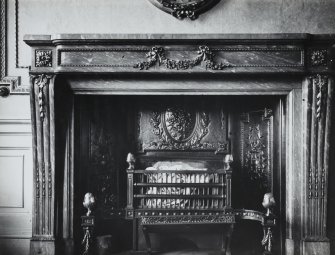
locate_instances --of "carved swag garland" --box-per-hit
[134,45,231,70]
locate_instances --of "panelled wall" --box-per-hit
[1,0,335,254]
[0,96,32,255]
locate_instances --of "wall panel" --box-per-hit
[0,110,32,254]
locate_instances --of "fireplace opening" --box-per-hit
[69,94,285,254]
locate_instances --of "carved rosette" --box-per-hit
[35,50,53,67]
[241,109,273,191]
[304,74,333,240]
[144,107,215,151]
[309,49,327,66]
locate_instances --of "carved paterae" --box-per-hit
[134,45,230,70]
[35,50,52,67]
[144,107,216,150]
[140,215,235,225]
[310,49,327,66]
[148,0,220,20]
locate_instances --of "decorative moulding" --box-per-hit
[0,0,29,95]
[147,0,221,20]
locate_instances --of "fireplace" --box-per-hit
[24,34,335,255]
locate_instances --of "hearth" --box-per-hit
[24,34,335,255]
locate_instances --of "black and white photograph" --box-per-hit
[0,0,335,254]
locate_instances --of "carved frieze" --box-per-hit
[134,46,231,71]
[140,215,235,225]
[241,109,273,191]
[35,50,52,67]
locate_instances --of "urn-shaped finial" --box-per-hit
[223,154,233,170]
[262,193,275,216]
[126,153,136,170]
[83,193,96,216]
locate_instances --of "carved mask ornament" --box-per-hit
[148,0,221,20]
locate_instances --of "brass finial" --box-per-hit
[83,193,96,216]
[262,193,275,216]
[126,153,136,170]
[223,154,233,170]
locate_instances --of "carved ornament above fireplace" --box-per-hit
[147,0,221,20]
[138,101,229,153]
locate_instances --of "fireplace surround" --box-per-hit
[24,34,335,255]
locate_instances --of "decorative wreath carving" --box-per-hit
[148,0,221,20]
